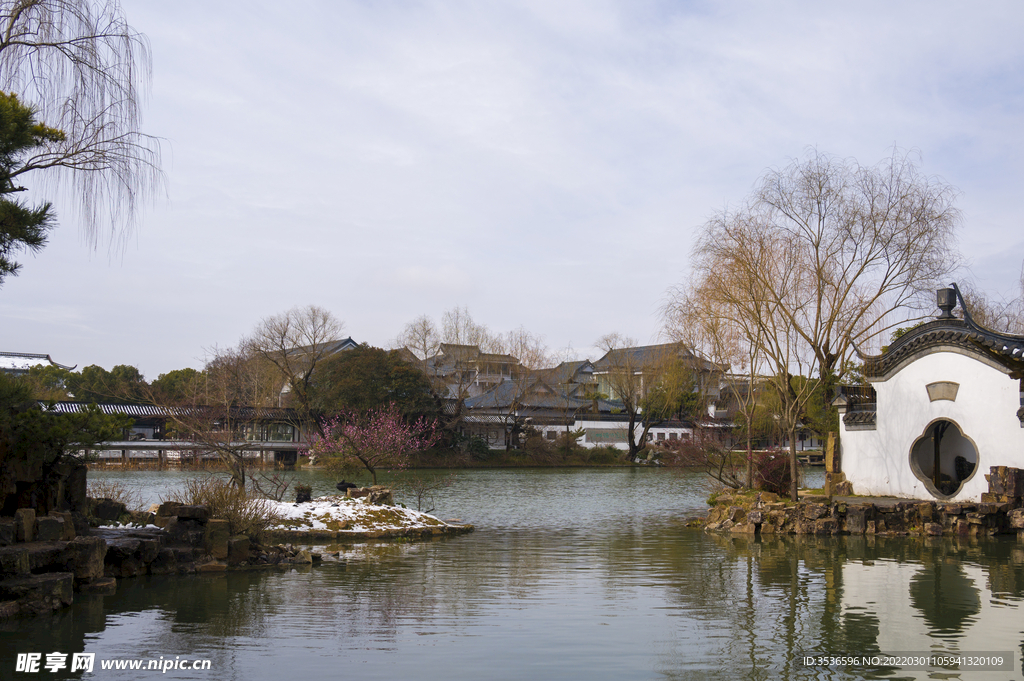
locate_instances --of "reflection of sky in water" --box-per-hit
[5,468,1020,680]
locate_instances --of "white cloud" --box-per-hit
[2,0,1023,375]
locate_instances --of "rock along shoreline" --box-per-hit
[701,466,1024,538]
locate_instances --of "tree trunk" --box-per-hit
[627,410,640,459]
[746,434,753,489]
[789,429,799,502]
[226,454,246,490]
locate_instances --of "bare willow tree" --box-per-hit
[394,314,440,361]
[593,335,698,460]
[686,222,818,499]
[244,305,345,423]
[441,305,495,350]
[750,149,961,396]
[665,287,764,488]
[682,148,962,500]
[0,0,162,251]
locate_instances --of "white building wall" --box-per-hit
[841,351,1024,501]
[571,419,693,450]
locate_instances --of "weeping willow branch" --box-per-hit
[0,0,163,251]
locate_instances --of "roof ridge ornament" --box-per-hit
[937,286,957,320]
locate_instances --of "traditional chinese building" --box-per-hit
[0,351,75,376]
[835,285,1024,501]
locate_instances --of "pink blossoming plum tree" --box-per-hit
[308,403,439,485]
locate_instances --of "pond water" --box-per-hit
[4,467,1024,680]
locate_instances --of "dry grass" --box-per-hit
[163,476,282,543]
[87,479,144,512]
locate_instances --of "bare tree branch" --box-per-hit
[675,148,963,500]
[0,0,163,250]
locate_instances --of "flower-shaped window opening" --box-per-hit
[909,419,978,499]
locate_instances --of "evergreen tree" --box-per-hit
[0,91,63,284]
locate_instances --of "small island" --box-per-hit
[267,490,473,541]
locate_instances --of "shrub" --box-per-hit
[522,433,560,463]
[87,479,144,512]
[552,429,586,459]
[586,446,624,465]
[754,452,791,497]
[164,476,281,543]
[394,472,455,512]
[464,435,491,460]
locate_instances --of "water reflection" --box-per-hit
[4,469,1023,680]
[699,534,1024,680]
[908,561,980,635]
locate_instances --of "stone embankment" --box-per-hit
[0,501,317,620]
[704,465,1024,538]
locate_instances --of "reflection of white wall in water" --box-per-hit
[840,558,1022,678]
[841,352,1024,501]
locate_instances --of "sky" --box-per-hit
[3,0,1024,379]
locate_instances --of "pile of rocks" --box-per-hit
[345,485,394,505]
[0,508,109,619]
[982,466,1024,504]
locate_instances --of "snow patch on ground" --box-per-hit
[102,523,162,530]
[267,494,449,532]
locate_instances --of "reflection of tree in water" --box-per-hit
[909,560,980,636]
[836,608,881,654]
[626,531,847,680]
[2,538,514,680]
[278,540,492,644]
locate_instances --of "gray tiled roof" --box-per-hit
[464,378,616,412]
[0,351,75,373]
[860,307,1024,380]
[40,401,300,421]
[592,342,720,372]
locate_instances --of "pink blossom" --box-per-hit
[307,403,439,484]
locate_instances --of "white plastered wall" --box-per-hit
[840,350,1024,501]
